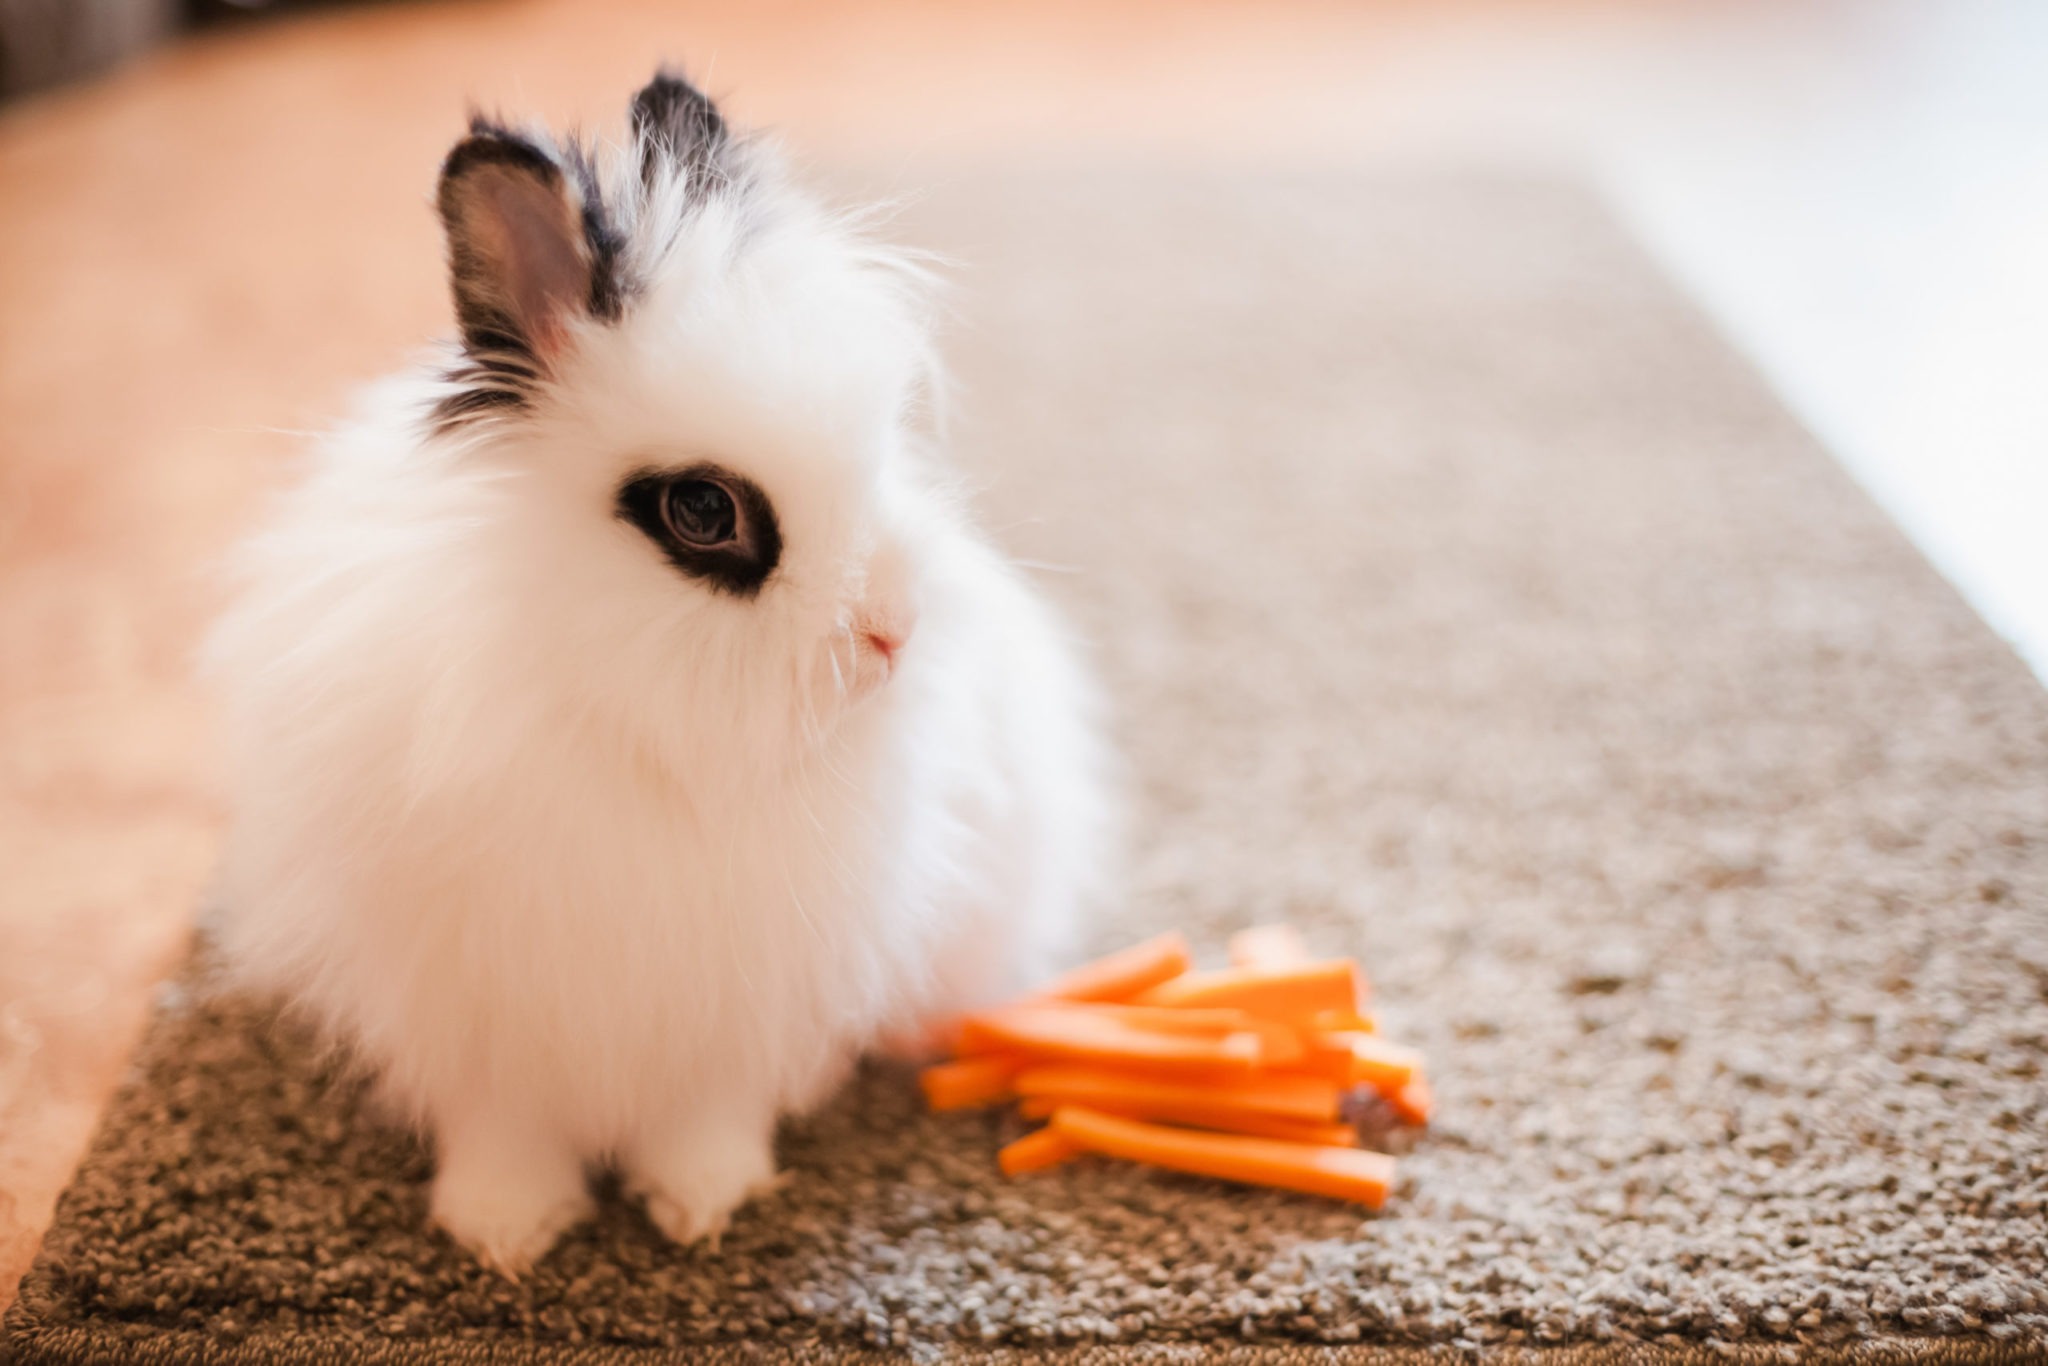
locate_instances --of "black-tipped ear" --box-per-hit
[437,124,599,369]
[630,68,728,191]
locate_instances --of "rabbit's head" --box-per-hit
[426,72,942,783]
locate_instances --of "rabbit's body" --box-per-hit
[204,74,1108,1271]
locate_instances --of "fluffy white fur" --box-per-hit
[202,92,1109,1273]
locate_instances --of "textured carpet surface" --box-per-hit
[5,172,2047,1364]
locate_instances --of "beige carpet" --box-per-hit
[4,171,2045,1363]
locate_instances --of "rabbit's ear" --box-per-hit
[437,123,610,370]
[629,68,729,193]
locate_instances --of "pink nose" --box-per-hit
[857,600,918,676]
[862,627,906,669]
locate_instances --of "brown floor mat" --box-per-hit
[4,172,2045,1363]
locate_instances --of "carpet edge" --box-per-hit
[5,1322,2046,1366]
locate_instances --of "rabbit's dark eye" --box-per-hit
[616,464,781,597]
[661,479,737,547]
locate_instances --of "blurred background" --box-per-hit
[0,0,2041,1306]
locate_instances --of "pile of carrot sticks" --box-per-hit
[918,924,1429,1208]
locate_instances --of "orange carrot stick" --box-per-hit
[1347,1036,1423,1092]
[1035,931,1193,1004]
[1136,960,1364,1024]
[1228,923,1308,968]
[958,1005,1262,1074]
[998,1127,1083,1176]
[1086,1005,1306,1064]
[1012,1064,1342,1122]
[919,1055,1024,1111]
[1252,1022,1308,1067]
[1087,1004,1259,1034]
[1017,1096,1357,1147]
[1295,1032,1423,1092]
[1050,1106,1396,1207]
[1389,1072,1434,1126]
[1195,1112,1359,1147]
[1145,1110,1359,1147]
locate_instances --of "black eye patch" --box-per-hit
[616,464,781,597]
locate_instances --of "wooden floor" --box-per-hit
[1,0,2039,1306]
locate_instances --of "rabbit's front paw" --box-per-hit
[430,1120,592,1276]
[627,1122,784,1250]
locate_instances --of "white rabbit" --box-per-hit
[201,71,1111,1274]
